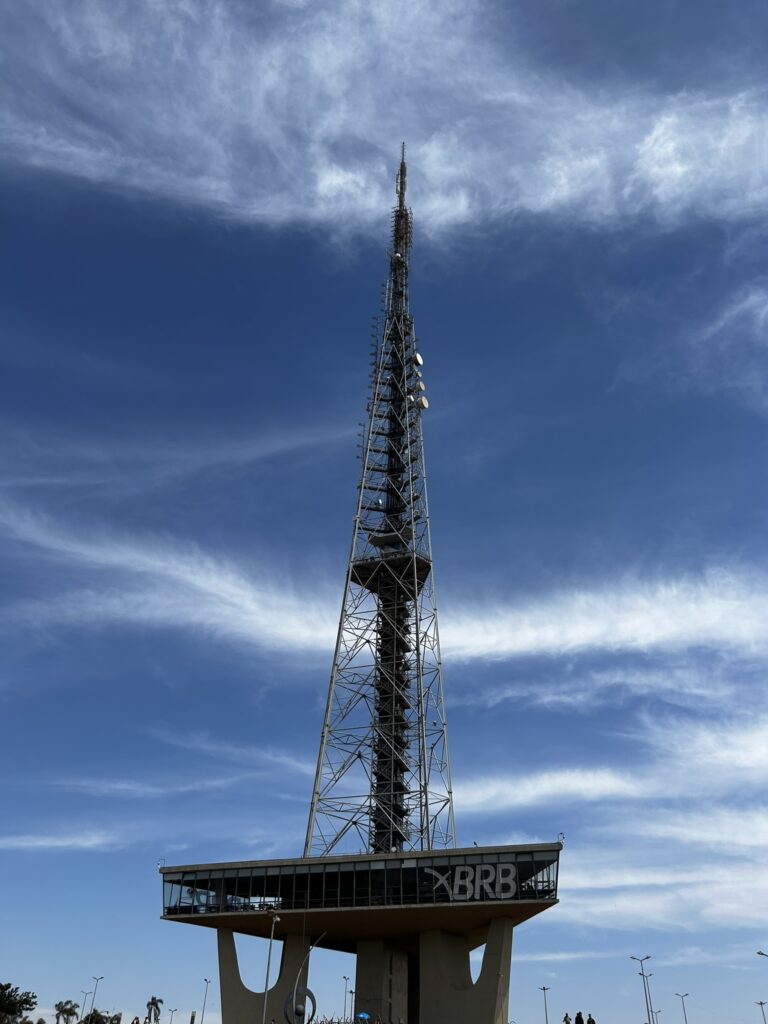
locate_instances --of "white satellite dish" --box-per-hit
[413,352,424,366]
[417,396,429,410]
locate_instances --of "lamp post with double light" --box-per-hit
[538,986,550,1024]
[169,1009,178,1024]
[201,979,211,1024]
[757,1001,767,1024]
[630,956,654,1024]
[90,978,104,1019]
[675,993,689,1024]
[342,976,350,1021]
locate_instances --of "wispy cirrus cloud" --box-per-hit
[0,829,123,851]
[454,768,643,814]
[455,714,768,817]
[442,569,768,661]
[149,729,316,776]
[683,282,768,411]
[53,773,258,799]
[4,502,768,675]
[0,420,351,495]
[1,1,767,233]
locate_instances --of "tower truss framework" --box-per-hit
[305,147,455,857]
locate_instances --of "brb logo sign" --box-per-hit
[423,863,517,901]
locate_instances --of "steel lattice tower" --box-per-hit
[305,146,455,857]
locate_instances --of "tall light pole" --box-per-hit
[200,979,211,1024]
[169,1010,178,1024]
[675,993,689,1024]
[631,956,653,1024]
[342,976,350,1021]
[538,986,550,1024]
[758,952,768,960]
[261,911,280,1024]
[757,1001,767,1024]
[81,992,92,1019]
[349,990,355,1019]
[90,978,104,1019]
[654,1010,662,1024]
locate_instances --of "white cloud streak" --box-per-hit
[54,773,258,798]
[454,768,643,814]
[685,282,768,411]
[4,502,768,674]
[455,713,768,817]
[151,729,316,775]
[2,1,767,232]
[442,569,768,661]
[0,829,122,850]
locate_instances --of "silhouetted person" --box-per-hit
[563,1015,572,1024]
[587,1015,596,1024]
[575,1012,585,1024]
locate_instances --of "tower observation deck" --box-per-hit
[160,148,561,1024]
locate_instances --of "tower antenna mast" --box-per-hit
[305,144,455,856]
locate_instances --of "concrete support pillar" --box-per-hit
[418,918,514,1024]
[217,928,311,1024]
[355,939,408,1024]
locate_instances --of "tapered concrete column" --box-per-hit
[418,918,514,1024]
[217,928,311,1024]
[355,939,408,1023]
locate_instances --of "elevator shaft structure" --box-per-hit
[305,147,455,857]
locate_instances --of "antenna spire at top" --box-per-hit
[396,141,407,209]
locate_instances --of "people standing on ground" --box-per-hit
[563,1014,572,1024]
[587,1015,596,1024]
[575,1012,585,1024]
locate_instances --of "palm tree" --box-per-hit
[146,999,163,1024]
[55,1002,80,1024]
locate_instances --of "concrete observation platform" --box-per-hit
[161,841,560,1024]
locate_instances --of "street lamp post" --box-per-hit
[169,1010,178,1024]
[262,911,281,1024]
[539,986,550,1024]
[757,1001,767,1024]
[200,979,211,1024]
[654,1010,662,1024]
[90,978,104,1019]
[675,993,689,1024]
[349,990,355,1019]
[81,992,92,1019]
[758,953,768,960]
[342,976,350,1022]
[631,956,654,1024]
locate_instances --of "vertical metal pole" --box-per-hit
[262,915,279,1024]
[200,980,211,1024]
[538,987,550,1024]
[675,993,689,1024]
[631,957,653,1024]
[342,976,349,1022]
[90,978,103,1020]
[756,1001,767,1024]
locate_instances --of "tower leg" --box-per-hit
[217,928,311,1024]
[418,918,514,1024]
[355,939,409,1023]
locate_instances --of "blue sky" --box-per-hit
[2,0,768,1021]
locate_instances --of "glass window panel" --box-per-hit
[401,866,417,904]
[338,869,355,907]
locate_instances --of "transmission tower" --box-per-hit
[305,145,455,857]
